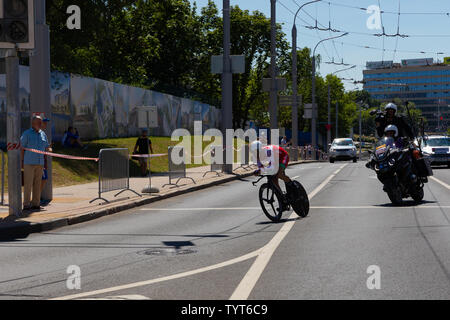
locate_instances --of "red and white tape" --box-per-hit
[130,153,167,158]
[24,148,100,161]
[23,148,168,161]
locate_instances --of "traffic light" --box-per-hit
[0,0,34,49]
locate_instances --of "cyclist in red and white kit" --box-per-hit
[250,140,293,193]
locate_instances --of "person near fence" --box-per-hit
[40,118,52,205]
[20,116,51,211]
[63,126,85,149]
[133,129,154,176]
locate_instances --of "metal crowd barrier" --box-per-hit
[287,146,298,161]
[90,148,141,204]
[1,150,4,206]
[163,146,195,187]
[233,144,252,171]
[203,146,223,177]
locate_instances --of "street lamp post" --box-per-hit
[292,0,321,151]
[312,33,348,158]
[327,65,356,150]
[222,0,232,173]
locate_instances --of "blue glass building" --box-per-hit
[363,59,450,132]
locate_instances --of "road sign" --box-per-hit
[278,95,302,107]
[303,103,318,119]
[211,55,245,74]
[0,0,35,50]
[137,106,158,128]
[262,78,286,92]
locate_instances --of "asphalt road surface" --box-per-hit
[0,162,449,300]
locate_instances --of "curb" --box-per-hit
[0,160,319,239]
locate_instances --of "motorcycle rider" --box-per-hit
[376,102,414,140]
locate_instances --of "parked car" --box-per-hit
[329,138,357,163]
[416,135,450,167]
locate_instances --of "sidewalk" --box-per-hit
[0,160,318,238]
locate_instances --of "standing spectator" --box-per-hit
[133,129,154,176]
[281,136,291,148]
[20,116,50,211]
[40,118,51,205]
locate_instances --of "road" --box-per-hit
[0,162,449,300]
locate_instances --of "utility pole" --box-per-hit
[312,32,348,159]
[327,84,330,150]
[359,102,362,158]
[222,0,233,173]
[335,101,338,138]
[6,50,22,216]
[30,0,52,200]
[327,65,355,148]
[292,1,320,152]
[270,0,277,131]
[292,24,298,150]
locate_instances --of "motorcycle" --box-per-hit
[366,136,432,205]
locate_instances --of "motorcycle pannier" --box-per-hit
[414,157,433,177]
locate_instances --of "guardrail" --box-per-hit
[90,148,141,204]
[163,146,195,188]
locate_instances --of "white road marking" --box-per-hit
[229,164,348,300]
[78,295,150,300]
[50,164,347,301]
[310,206,450,209]
[430,176,450,190]
[50,249,261,300]
[140,207,260,211]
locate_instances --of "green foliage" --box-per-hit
[46,0,377,138]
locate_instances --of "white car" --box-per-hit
[416,135,450,167]
[329,138,357,163]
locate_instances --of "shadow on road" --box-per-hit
[256,217,301,225]
[374,199,437,208]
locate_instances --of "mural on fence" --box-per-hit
[0,66,220,144]
[0,66,32,144]
[51,71,71,142]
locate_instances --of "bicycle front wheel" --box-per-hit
[259,183,283,222]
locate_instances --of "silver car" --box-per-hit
[417,135,450,167]
[329,138,357,163]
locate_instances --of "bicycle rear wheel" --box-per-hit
[290,180,310,217]
[259,183,283,222]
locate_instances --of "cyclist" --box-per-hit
[250,140,295,199]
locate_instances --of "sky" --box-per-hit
[188,0,450,91]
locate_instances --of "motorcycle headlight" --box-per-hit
[388,158,396,166]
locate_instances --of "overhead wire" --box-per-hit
[392,0,401,61]
[325,0,450,16]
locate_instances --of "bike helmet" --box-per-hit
[384,124,398,137]
[385,102,397,113]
